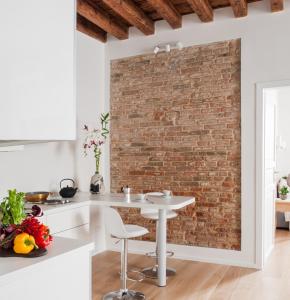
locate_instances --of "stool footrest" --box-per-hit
[145,250,174,258]
[145,251,156,257]
[127,269,145,282]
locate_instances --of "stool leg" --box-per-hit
[103,238,146,300]
[157,209,167,286]
[121,239,128,292]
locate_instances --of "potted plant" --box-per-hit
[279,186,289,200]
[83,113,109,194]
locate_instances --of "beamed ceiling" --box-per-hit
[76,0,284,42]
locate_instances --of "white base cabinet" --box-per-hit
[45,205,91,241]
[0,237,93,300]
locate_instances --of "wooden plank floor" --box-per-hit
[92,230,290,300]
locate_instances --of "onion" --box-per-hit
[31,205,43,217]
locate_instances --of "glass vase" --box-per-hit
[90,148,105,194]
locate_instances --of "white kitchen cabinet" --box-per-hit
[55,224,91,241]
[0,237,93,300]
[0,0,76,141]
[46,206,90,235]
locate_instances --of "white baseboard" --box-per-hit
[91,246,106,256]
[107,238,257,269]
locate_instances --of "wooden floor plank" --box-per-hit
[92,230,290,299]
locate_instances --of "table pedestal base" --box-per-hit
[103,290,145,300]
[142,266,176,279]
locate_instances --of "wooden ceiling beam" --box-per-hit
[186,0,213,22]
[101,0,154,35]
[77,14,107,42]
[271,0,284,12]
[77,0,128,40]
[229,0,248,17]
[148,0,182,29]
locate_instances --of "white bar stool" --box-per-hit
[141,192,177,279]
[103,207,149,300]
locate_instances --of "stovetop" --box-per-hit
[42,199,72,205]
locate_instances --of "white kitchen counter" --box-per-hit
[0,237,94,300]
[86,192,195,287]
[25,192,194,287]
[25,191,194,214]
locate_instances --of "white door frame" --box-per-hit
[256,79,290,269]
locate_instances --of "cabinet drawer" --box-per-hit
[54,224,91,241]
[47,206,90,234]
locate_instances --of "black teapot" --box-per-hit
[59,178,78,198]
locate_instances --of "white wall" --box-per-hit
[75,32,106,253]
[105,1,290,267]
[0,142,75,199]
[75,32,106,192]
[276,87,290,180]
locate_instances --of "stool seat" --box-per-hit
[123,225,149,239]
[141,210,177,220]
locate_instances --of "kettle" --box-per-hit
[59,178,78,198]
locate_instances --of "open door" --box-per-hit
[256,80,290,269]
[263,89,277,261]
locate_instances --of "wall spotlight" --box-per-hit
[153,42,183,54]
[154,46,160,54]
[176,42,183,50]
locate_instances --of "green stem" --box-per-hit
[25,238,39,249]
[94,147,101,174]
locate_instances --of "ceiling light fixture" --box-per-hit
[153,42,183,54]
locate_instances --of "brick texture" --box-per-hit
[110,39,241,250]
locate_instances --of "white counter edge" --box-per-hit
[0,237,94,286]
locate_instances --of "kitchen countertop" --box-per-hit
[25,192,195,215]
[0,236,94,285]
[89,193,195,209]
[25,192,92,215]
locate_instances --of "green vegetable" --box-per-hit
[0,189,26,225]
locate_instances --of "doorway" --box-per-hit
[256,80,290,269]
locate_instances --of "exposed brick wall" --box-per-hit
[110,39,241,250]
